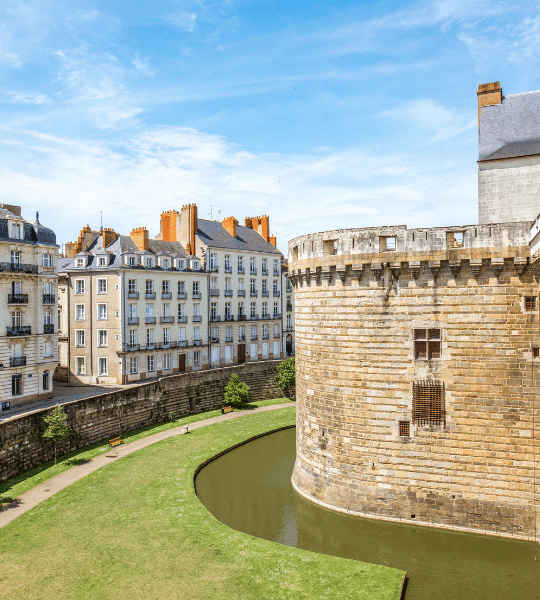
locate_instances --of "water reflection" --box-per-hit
[195,427,540,600]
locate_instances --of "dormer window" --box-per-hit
[178,259,185,270]
[98,257,108,267]
[128,256,136,266]
[192,261,200,270]
[76,258,85,268]
[42,254,52,267]
[11,223,21,239]
[162,259,170,269]
[146,257,153,268]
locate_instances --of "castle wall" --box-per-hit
[479,156,540,224]
[288,223,540,541]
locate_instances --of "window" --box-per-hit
[412,380,445,426]
[163,280,170,294]
[44,310,52,325]
[178,303,185,318]
[192,261,199,270]
[146,280,154,294]
[448,231,464,248]
[178,259,185,270]
[399,421,410,437]
[179,327,186,342]
[146,304,154,317]
[193,281,200,295]
[194,351,201,367]
[11,251,20,265]
[43,254,52,267]
[75,304,85,320]
[12,223,21,239]
[212,326,219,342]
[273,259,279,276]
[128,279,137,294]
[43,370,50,390]
[147,356,155,372]
[75,329,85,347]
[250,302,256,318]
[273,303,279,318]
[163,259,170,269]
[262,280,268,294]
[97,303,107,320]
[129,356,138,374]
[98,257,107,267]
[75,279,85,294]
[98,330,108,347]
[534,347,540,359]
[238,301,245,316]
[194,326,200,341]
[274,324,279,337]
[210,253,218,271]
[76,258,84,268]
[262,302,268,318]
[44,341,53,357]
[414,329,441,360]
[97,279,107,294]
[323,240,337,255]
[146,257,153,268]
[211,276,218,292]
[224,255,231,271]
[129,304,137,319]
[211,302,218,319]
[75,357,86,375]
[98,358,108,376]
[238,277,244,291]
[239,326,245,341]
[164,354,171,370]
[178,281,185,294]
[128,256,136,266]
[147,329,154,344]
[263,324,268,338]
[12,374,22,395]
[129,329,138,347]
[163,303,170,317]
[286,315,292,329]
[273,280,279,295]
[380,236,396,251]
[225,277,232,292]
[238,256,244,272]
[251,325,257,339]
[262,258,268,273]
[44,282,52,295]
[525,296,537,311]
[250,278,256,294]
[250,257,257,273]
[226,326,232,342]
[163,328,170,343]
[225,302,231,318]
[193,303,200,316]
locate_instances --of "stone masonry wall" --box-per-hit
[288,224,540,542]
[0,360,283,482]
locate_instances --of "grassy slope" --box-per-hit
[0,406,405,600]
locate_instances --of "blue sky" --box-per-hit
[1,0,540,253]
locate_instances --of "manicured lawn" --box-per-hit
[0,405,405,600]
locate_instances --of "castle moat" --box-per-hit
[195,427,540,600]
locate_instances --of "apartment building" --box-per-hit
[0,204,59,410]
[58,226,208,384]
[157,206,292,366]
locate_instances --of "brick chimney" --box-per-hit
[102,227,118,248]
[222,216,238,238]
[269,235,277,247]
[160,210,179,242]
[131,227,149,251]
[244,217,253,229]
[64,241,76,258]
[245,216,270,241]
[180,204,198,255]
[477,82,502,126]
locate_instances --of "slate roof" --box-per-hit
[479,90,540,161]
[196,219,280,254]
[0,206,57,246]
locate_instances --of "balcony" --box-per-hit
[250,314,259,320]
[237,289,246,296]
[285,325,293,332]
[193,339,202,346]
[226,337,233,343]
[43,294,55,304]
[162,292,172,299]
[237,314,246,321]
[160,316,175,324]
[193,293,202,299]
[286,303,293,312]
[224,289,233,297]
[250,290,258,297]
[127,344,140,351]
[273,291,280,297]
[179,340,187,347]
[262,314,270,320]
[145,292,156,299]
[158,341,177,349]
[192,315,202,322]
[177,315,188,323]
[8,294,28,304]
[250,268,257,275]
[44,324,55,334]
[146,342,156,350]
[224,265,232,273]
[7,326,31,336]
[210,289,220,296]
[262,290,269,297]
[128,292,139,299]
[237,266,245,274]
[238,335,246,342]
[210,265,219,273]
[177,292,187,299]
[128,317,139,325]
[262,268,268,275]
[10,356,26,367]
[224,314,234,321]
[274,332,281,338]
[211,336,219,343]
[273,313,281,320]
[145,317,156,324]
[251,335,258,340]
[263,333,269,339]
[273,270,280,277]
[0,262,38,274]
[210,315,221,322]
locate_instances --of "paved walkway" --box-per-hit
[0,402,295,528]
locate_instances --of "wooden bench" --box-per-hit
[109,437,124,448]
[221,406,234,415]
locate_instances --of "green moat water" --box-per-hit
[195,427,540,600]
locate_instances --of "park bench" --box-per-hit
[221,406,234,415]
[109,436,124,448]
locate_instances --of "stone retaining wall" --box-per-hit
[0,360,283,482]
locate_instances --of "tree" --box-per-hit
[43,405,72,465]
[276,356,295,399]
[223,374,252,408]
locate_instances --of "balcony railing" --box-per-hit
[263,333,269,339]
[178,315,187,323]
[8,294,28,304]
[179,340,188,347]
[210,265,219,272]
[145,292,156,299]
[193,339,202,346]
[224,265,232,273]
[145,317,156,324]
[128,292,139,299]
[237,266,245,274]
[211,336,219,343]
[224,315,234,321]
[250,290,258,297]
[285,325,293,332]
[273,291,280,297]
[273,270,280,277]
[10,356,26,367]
[262,314,270,320]
[127,344,140,351]
[251,335,258,340]
[177,292,187,299]
[43,324,55,334]
[0,262,38,274]
[43,294,55,304]
[192,315,202,322]
[146,343,156,350]
[237,314,246,321]
[210,315,221,322]
[160,316,175,324]
[250,268,257,275]
[210,289,220,296]
[262,290,269,297]
[128,317,139,325]
[7,326,31,336]
[250,314,259,320]
[262,268,268,275]
[237,289,246,296]
[162,292,172,299]
[224,289,233,297]
[274,332,280,338]
[193,293,202,299]
[273,313,281,320]
[238,335,246,342]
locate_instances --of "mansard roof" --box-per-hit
[196,218,280,254]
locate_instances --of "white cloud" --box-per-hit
[2,91,52,105]
[166,11,198,32]
[132,55,155,77]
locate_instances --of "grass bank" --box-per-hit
[0,406,405,600]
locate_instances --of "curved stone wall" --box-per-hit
[288,222,540,541]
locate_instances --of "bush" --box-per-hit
[43,405,72,465]
[223,374,253,408]
[276,356,295,398]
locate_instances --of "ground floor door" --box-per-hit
[238,343,245,363]
[179,354,186,372]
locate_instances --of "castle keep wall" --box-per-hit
[288,222,540,541]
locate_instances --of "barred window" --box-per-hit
[412,380,445,426]
[414,328,441,360]
[525,296,537,311]
[399,421,410,437]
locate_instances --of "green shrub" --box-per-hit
[43,405,72,465]
[276,356,295,398]
[223,374,252,408]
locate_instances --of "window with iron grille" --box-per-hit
[525,296,537,311]
[399,421,410,437]
[412,380,445,426]
[534,347,540,359]
[414,328,441,360]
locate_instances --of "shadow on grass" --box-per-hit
[63,458,91,468]
[0,497,22,511]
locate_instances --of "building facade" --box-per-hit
[0,204,59,410]
[287,82,540,542]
